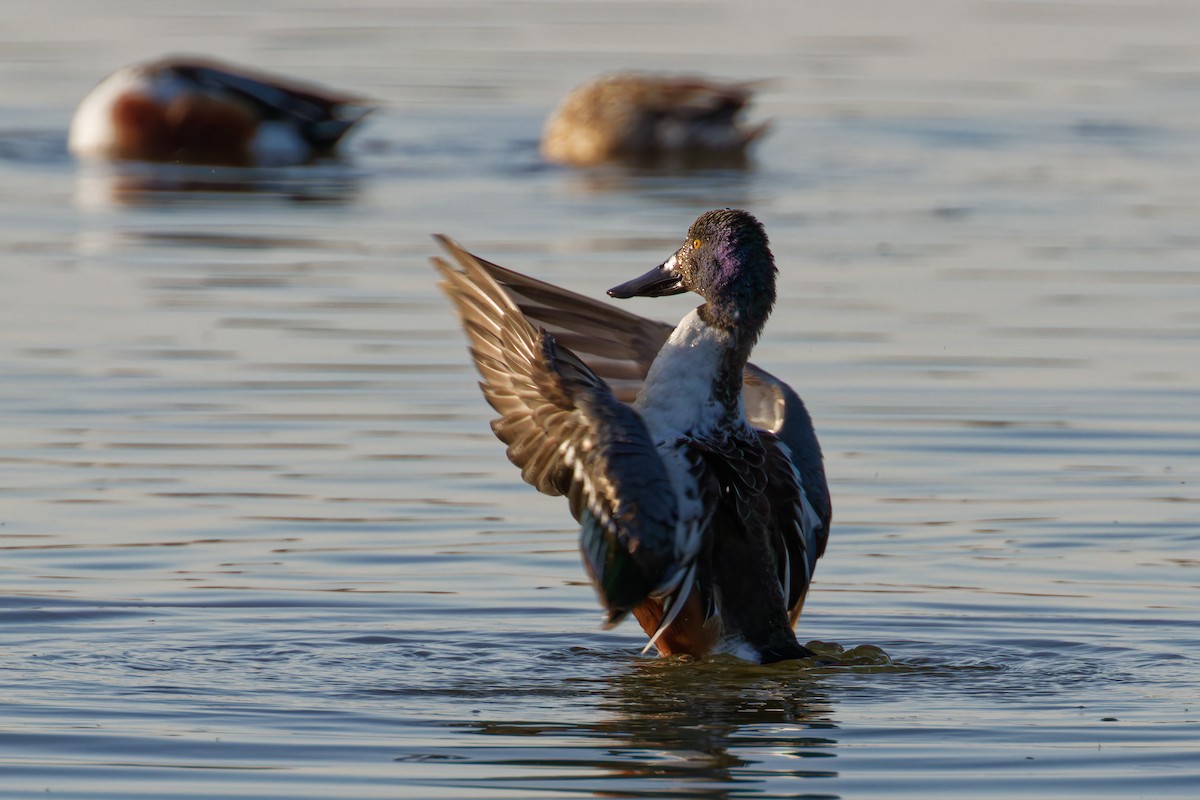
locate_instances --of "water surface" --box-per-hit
[1,1,1198,797]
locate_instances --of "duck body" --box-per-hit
[627,310,820,662]
[69,56,373,167]
[540,73,768,167]
[434,210,830,664]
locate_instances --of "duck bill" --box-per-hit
[607,252,688,298]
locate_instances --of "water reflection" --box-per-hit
[0,129,66,164]
[559,162,760,200]
[73,161,364,209]
[602,658,840,794]
[455,656,842,798]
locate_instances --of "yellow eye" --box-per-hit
[692,238,702,249]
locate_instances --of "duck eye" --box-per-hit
[692,238,702,249]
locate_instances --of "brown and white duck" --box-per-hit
[69,56,373,167]
[434,209,830,663]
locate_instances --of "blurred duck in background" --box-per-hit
[68,56,374,167]
[540,73,768,168]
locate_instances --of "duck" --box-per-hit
[434,209,831,664]
[540,73,769,167]
[68,56,373,167]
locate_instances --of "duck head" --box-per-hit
[608,208,777,333]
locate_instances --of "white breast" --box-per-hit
[68,67,190,158]
[69,69,142,156]
[634,308,741,439]
[632,309,740,552]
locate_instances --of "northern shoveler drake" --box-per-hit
[540,73,769,167]
[434,209,831,664]
[68,56,373,167]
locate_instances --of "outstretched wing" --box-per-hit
[467,253,832,538]
[433,236,685,624]
[446,251,673,404]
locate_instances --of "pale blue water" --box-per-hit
[1,1,1198,798]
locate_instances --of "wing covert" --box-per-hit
[759,431,827,621]
[745,364,832,544]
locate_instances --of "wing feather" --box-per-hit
[468,251,829,511]
[434,236,685,622]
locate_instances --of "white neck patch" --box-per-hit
[635,308,744,439]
